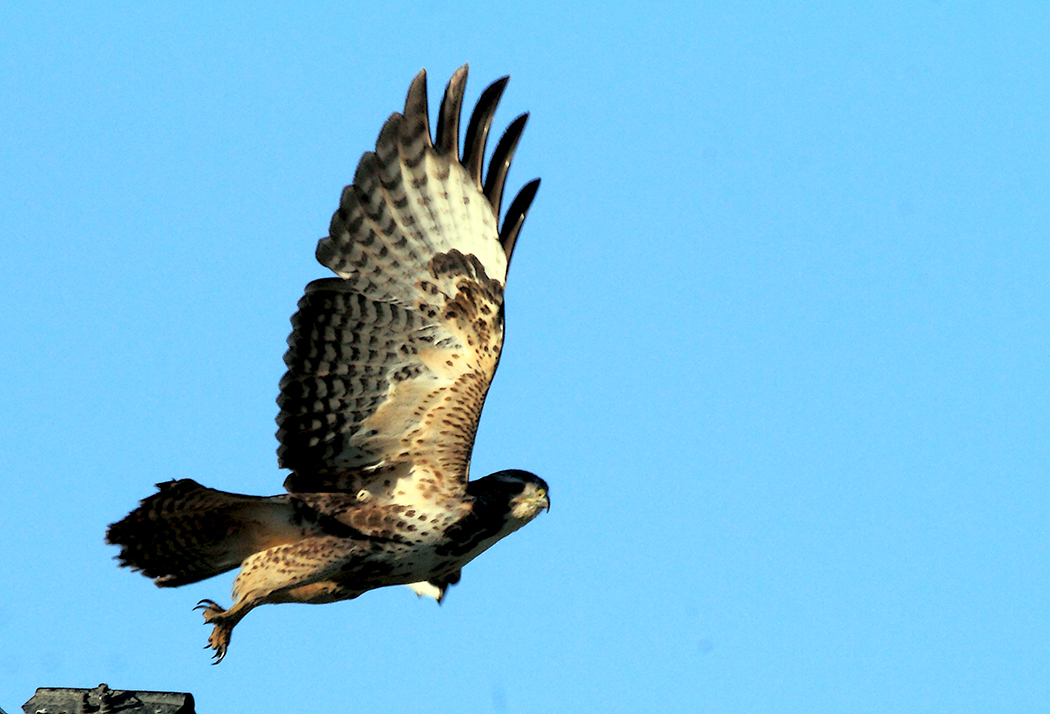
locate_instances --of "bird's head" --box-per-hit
[472,469,550,523]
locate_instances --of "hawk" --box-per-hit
[106,65,548,663]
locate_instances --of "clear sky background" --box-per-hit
[2,2,1048,712]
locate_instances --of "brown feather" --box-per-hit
[106,480,305,587]
[277,67,520,500]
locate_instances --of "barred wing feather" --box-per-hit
[276,66,539,501]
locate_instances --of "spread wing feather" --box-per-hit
[277,65,539,501]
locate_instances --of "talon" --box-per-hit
[195,596,219,613]
[206,619,233,664]
[194,598,233,662]
[195,599,226,620]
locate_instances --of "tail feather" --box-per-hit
[106,479,303,587]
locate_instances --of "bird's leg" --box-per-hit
[195,535,366,663]
[194,597,254,664]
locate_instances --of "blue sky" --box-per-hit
[2,2,1048,712]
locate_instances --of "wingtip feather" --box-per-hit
[403,68,432,150]
[499,178,541,266]
[436,65,469,159]
[463,76,510,186]
[484,112,529,218]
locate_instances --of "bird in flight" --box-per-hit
[106,65,548,663]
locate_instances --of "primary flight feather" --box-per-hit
[106,65,547,663]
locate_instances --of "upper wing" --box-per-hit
[276,65,540,501]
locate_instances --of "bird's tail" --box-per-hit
[106,479,304,587]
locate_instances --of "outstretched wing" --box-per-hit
[277,65,540,502]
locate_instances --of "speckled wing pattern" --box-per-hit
[276,65,540,503]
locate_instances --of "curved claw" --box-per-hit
[194,598,233,664]
[208,643,228,665]
[194,598,220,611]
